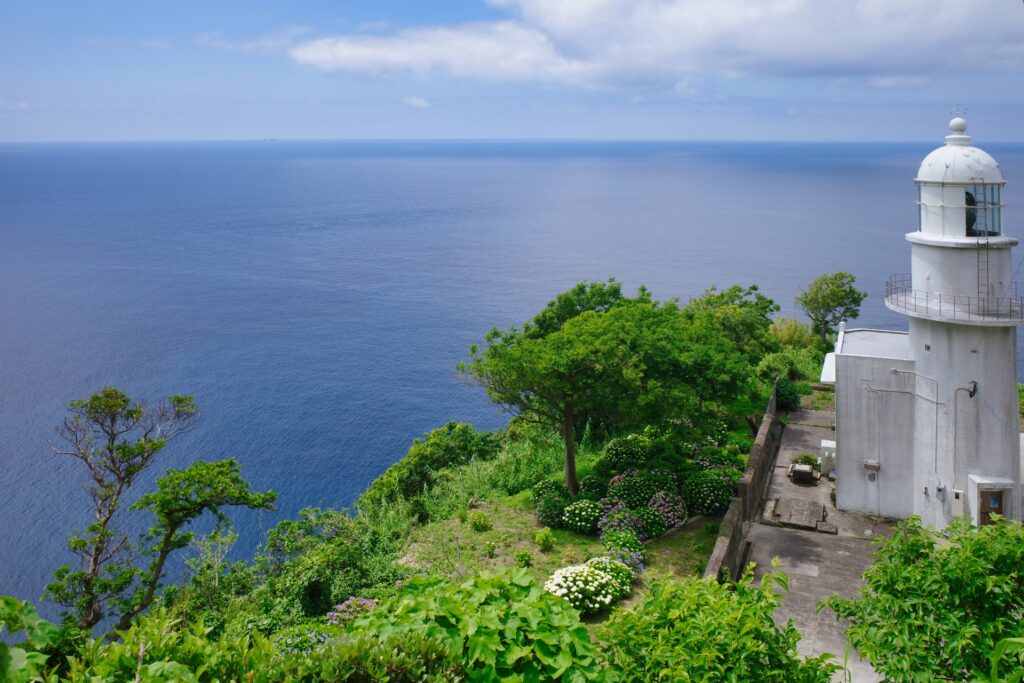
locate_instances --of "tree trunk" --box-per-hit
[746,415,760,436]
[114,524,177,633]
[562,407,578,496]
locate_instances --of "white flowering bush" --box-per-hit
[544,561,628,615]
[562,500,603,535]
[586,556,635,592]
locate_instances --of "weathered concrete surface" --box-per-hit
[750,407,890,682]
[771,497,825,530]
[747,525,880,682]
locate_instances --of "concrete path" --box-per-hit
[748,408,888,682]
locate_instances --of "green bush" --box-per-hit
[633,507,668,539]
[604,434,652,472]
[606,470,674,509]
[534,527,556,552]
[577,474,609,501]
[826,517,1024,681]
[359,422,500,507]
[586,556,635,591]
[562,500,603,535]
[0,595,59,682]
[530,478,568,505]
[775,378,803,412]
[681,470,733,516]
[792,453,819,470]
[467,510,492,532]
[515,551,534,568]
[600,570,838,682]
[338,570,604,682]
[536,491,571,528]
[601,529,645,561]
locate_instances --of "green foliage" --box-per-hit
[600,570,837,682]
[681,470,733,515]
[576,474,608,502]
[515,551,534,568]
[757,347,823,383]
[976,637,1024,683]
[544,560,632,615]
[562,500,604,535]
[633,507,667,539]
[606,470,674,509]
[536,490,571,529]
[795,271,868,342]
[339,570,604,681]
[359,422,499,508]
[775,378,804,411]
[826,517,1024,681]
[771,316,819,349]
[683,284,781,364]
[523,277,645,339]
[534,527,556,552]
[601,529,645,562]
[603,434,652,472]
[792,453,819,469]
[531,479,568,505]
[467,510,493,532]
[47,387,198,630]
[1,595,59,682]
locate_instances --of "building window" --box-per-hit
[966,184,1002,237]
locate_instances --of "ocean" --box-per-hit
[2,140,1023,613]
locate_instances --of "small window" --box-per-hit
[966,184,1002,237]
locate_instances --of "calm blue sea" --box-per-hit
[3,140,1024,614]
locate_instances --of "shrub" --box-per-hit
[544,563,626,615]
[606,470,674,509]
[326,596,378,627]
[273,624,331,655]
[515,551,534,568]
[776,378,803,412]
[586,556,635,593]
[0,596,58,682]
[695,446,744,472]
[577,474,609,501]
[633,507,668,539]
[792,453,819,470]
[604,434,652,471]
[562,500,603,535]
[597,503,647,540]
[483,541,496,558]
[530,479,568,505]
[681,470,733,516]
[600,570,838,682]
[826,518,1024,681]
[601,529,645,562]
[340,570,605,681]
[648,491,688,528]
[604,546,646,578]
[536,491,570,528]
[534,527,555,552]
[467,510,492,532]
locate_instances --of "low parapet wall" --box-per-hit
[703,386,782,582]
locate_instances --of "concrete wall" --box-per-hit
[909,318,1021,527]
[834,353,916,518]
[910,240,1014,299]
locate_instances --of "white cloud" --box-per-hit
[402,96,432,109]
[197,26,310,54]
[288,0,1024,89]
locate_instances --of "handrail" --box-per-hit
[885,274,1024,322]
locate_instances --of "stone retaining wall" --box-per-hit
[703,386,782,582]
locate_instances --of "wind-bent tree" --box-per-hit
[46,388,198,630]
[462,287,695,495]
[114,458,275,631]
[795,272,867,343]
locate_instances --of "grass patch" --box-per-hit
[801,388,835,411]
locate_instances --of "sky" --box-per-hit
[3,0,1024,142]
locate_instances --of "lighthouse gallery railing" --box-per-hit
[885,273,1024,321]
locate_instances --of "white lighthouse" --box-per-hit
[824,115,1022,528]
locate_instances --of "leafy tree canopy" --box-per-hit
[795,271,867,343]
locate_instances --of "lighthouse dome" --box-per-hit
[916,117,1004,185]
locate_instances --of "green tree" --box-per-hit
[684,284,780,363]
[45,388,198,630]
[825,517,1024,681]
[795,271,867,343]
[461,293,694,495]
[523,278,648,339]
[114,459,276,631]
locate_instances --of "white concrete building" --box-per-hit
[822,116,1022,528]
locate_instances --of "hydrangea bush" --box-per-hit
[545,561,627,615]
[605,546,646,577]
[326,596,378,627]
[597,502,647,539]
[563,500,603,535]
[606,470,675,509]
[536,492,570,528]
[531,479,568,505]
[681,469,733,515]
[577,474,609,501]
[648,491,688,528]
[602,529,646,562]
[586,556,634,593]
[633,506,667,538]
[604,434,652,471]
